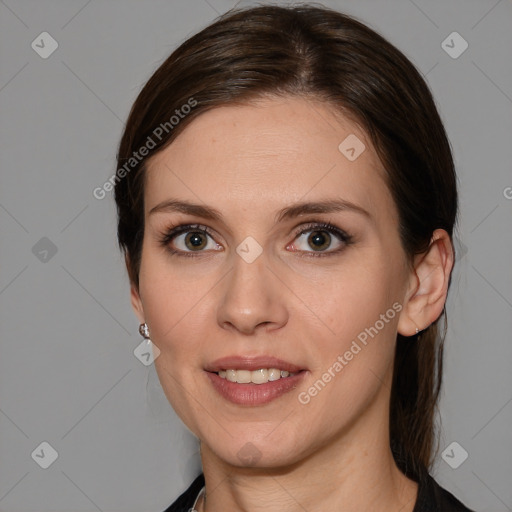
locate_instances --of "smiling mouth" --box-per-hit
[213,368,299,384]
[205,368,307,406]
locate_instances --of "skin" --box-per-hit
[130,96,454,512]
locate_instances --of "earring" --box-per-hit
[139,323,150,340]
[415,327,419,334]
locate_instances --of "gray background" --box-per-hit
[0,0,511,510]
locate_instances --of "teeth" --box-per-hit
[217,368,298,384]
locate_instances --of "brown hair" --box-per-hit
[115,3,458,481]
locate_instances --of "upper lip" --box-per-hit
[205,356,305,373]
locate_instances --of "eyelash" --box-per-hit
[157,221,354,259]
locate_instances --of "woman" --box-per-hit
[114,4,475,511]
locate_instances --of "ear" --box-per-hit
[125,253,145,324]
[397,229,454,336]
[130,283,145,324]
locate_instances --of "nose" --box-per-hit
[216,251,289,335]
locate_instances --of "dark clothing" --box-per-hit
[162,469,475,511]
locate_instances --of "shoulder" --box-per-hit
[162,473,205,512]
[414,469,476,512]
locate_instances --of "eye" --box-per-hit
[288,222,353,257]
[158,223,222,257]
[159,221,353,258]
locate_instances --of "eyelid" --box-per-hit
[287,221,353,257]
[158,223,220,251]
[291,221,351,240]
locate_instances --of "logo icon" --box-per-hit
[338,134,365,161]
[441,32,468,59]
[31,32,59,59]
[441,441,469,469]
[236,236,263,264]
[31,441,59,469]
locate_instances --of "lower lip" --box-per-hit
[205,371,307,406]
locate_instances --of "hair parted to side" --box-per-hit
[115,3,458,481]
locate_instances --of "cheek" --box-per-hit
[151,354,212,437]
[311,282,400,380]
[138,248,209,342]
[137,249,215,372]
[140,263,209,430]
[299,255,402,396]
[298,301,400,432]
[297,255,400,340]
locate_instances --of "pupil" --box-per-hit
[186,232,206,250]
[309,230,330,251]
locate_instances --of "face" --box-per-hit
[132,96,413,468]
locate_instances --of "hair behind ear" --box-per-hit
[390,313,445,478]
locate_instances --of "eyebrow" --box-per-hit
[149,198,372,223]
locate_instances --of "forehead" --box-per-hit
[145,96,395,224]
